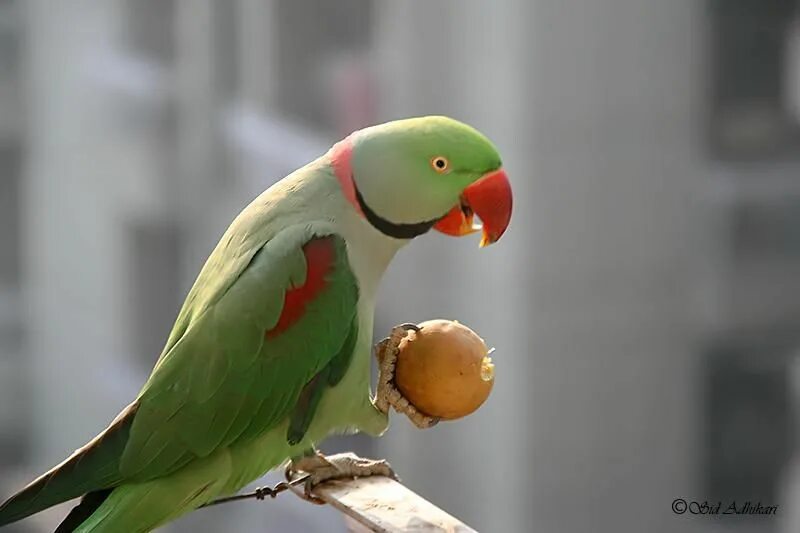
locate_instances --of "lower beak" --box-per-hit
[434,168,512,247]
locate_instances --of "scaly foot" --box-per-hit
[374,323,440,429]
[286,451,397,503]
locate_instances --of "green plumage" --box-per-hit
[287,316,358,445]
[123,226,358,478]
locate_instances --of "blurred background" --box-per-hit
[1,1,800,532]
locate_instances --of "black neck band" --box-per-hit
[354,181,440,240]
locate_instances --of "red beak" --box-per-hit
[433,168,512,246]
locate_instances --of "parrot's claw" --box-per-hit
[374,324,440,430]
[287,452,398,504]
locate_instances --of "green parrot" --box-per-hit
[0,115,512,532]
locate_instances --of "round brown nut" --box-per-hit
[394,319,495,420]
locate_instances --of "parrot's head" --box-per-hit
[331,116,512,247]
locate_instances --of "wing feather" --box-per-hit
[120,225,358,480]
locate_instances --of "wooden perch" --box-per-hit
[289,476,478,533]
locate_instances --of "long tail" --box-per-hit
[0,403,136,528]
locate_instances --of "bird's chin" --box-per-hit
[433,168,512,247]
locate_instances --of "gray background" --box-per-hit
[1,1,800,532]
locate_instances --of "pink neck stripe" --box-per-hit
[330,137,364,217]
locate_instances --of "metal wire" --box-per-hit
[200,473,311,508]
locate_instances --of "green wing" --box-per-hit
[122,224,359,478]
[0,224,359,525]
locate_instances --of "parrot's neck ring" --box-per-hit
[353,182,439,240]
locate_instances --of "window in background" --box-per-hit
[275,0,374,134]
[705,340,796,510]
[123,0,176,65]
[709,0,800,160]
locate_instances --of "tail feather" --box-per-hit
[0,403,137,528]
[54,490,112,533]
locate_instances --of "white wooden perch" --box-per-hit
[290,476,478,533]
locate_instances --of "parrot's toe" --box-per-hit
[288,452,398,503]
[374,324,440,429]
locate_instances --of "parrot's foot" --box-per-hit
[374,323,440,429]
[286,451,398,503]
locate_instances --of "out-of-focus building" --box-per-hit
[0,1,798,533]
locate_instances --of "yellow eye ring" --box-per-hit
[430,156,449,173]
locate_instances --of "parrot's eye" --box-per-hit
[431,156,449,174]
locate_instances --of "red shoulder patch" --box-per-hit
[265,236,336,338]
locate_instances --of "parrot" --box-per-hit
[0,115,512,532]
